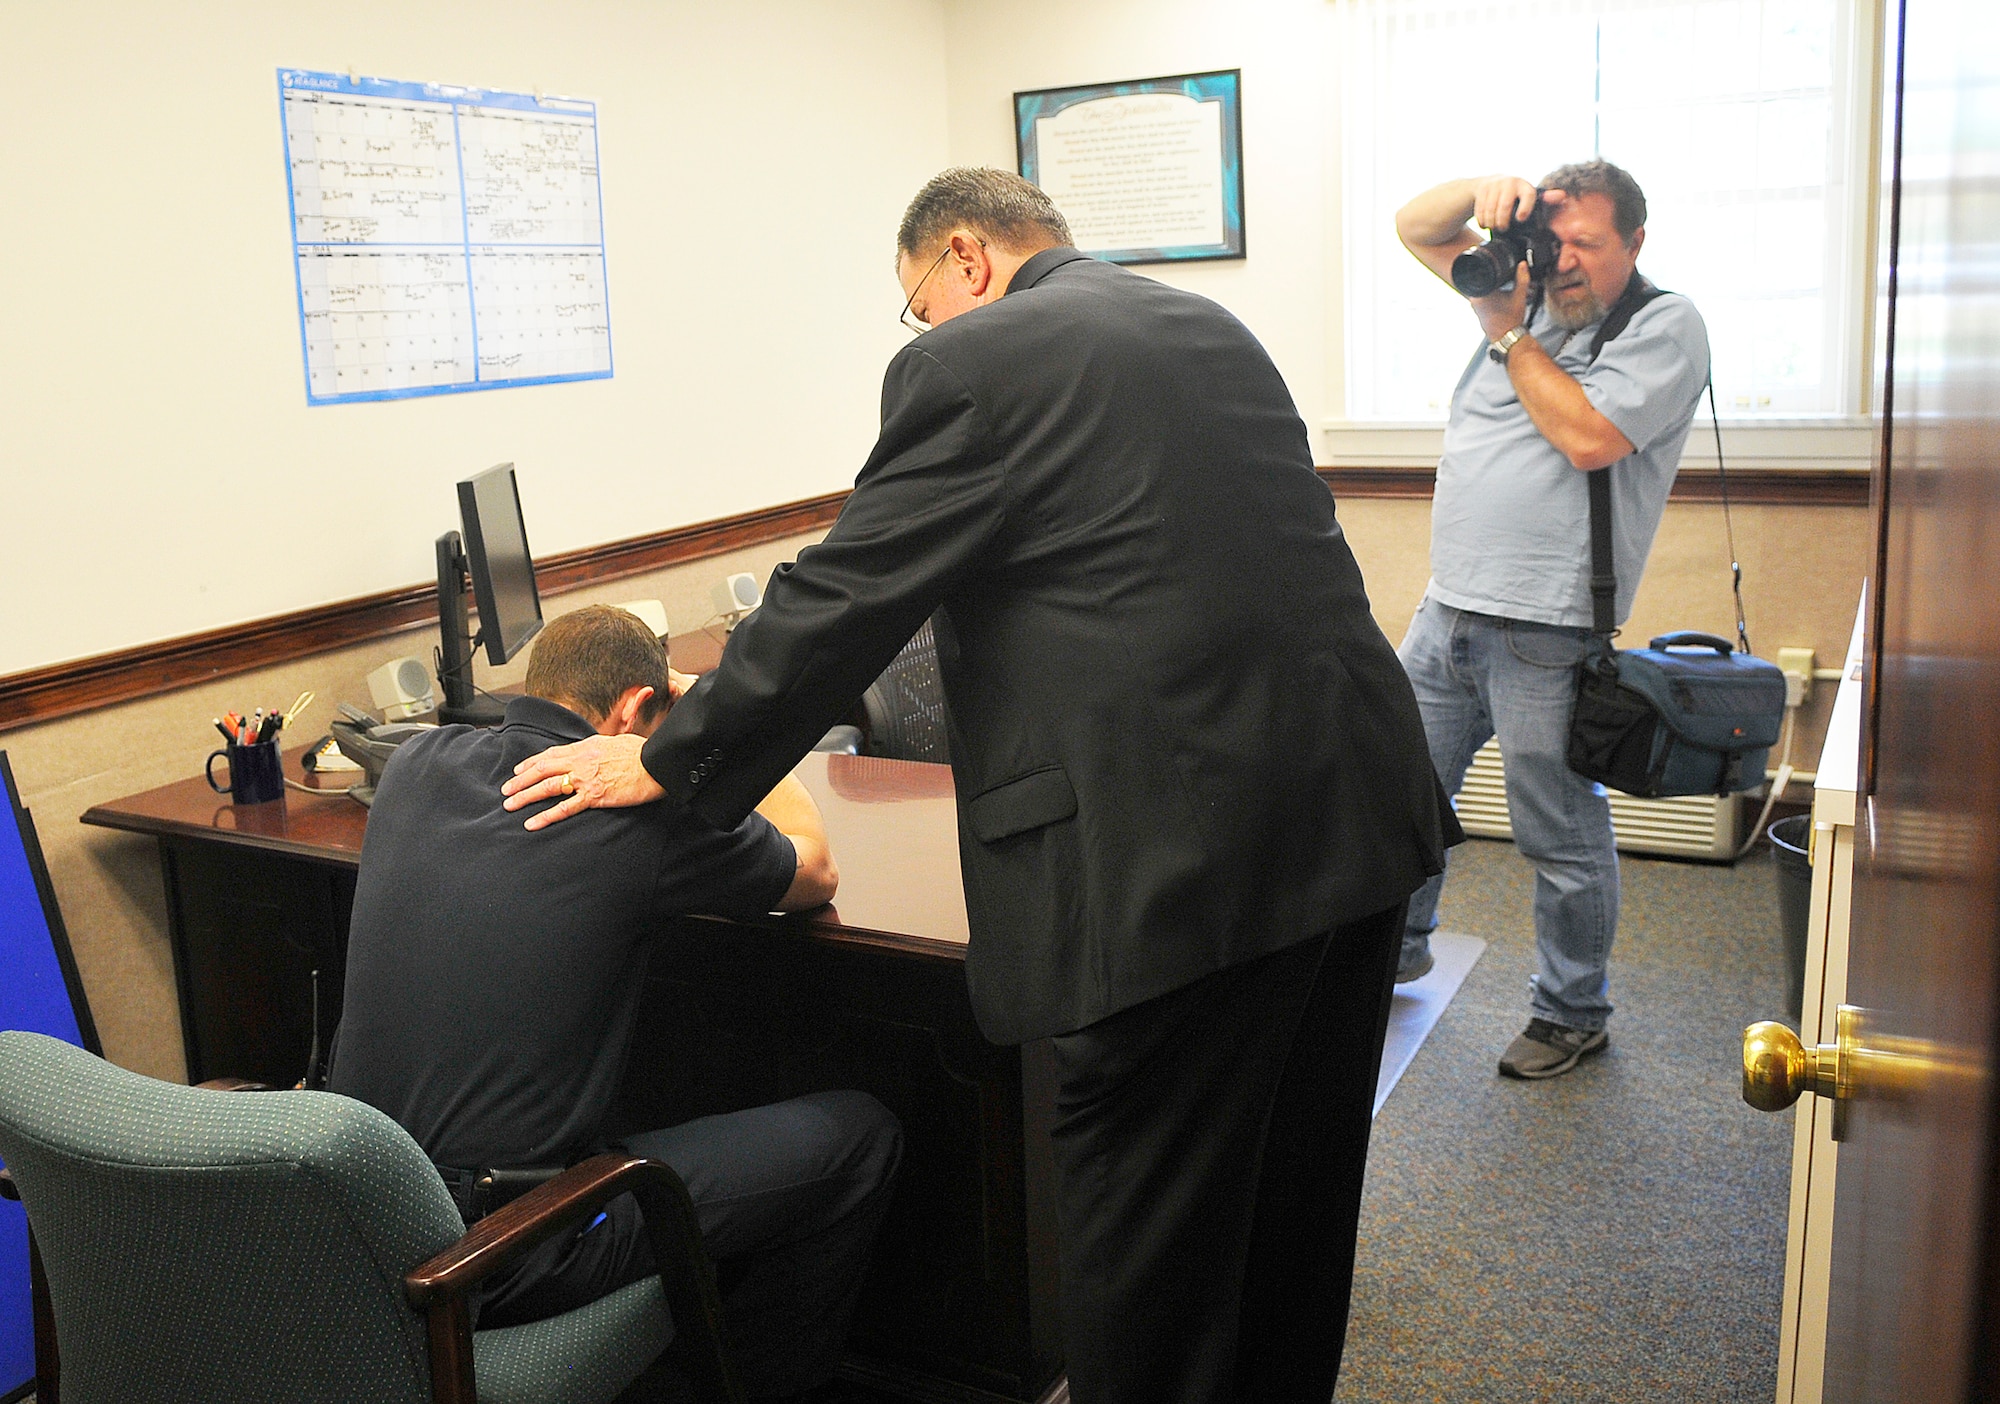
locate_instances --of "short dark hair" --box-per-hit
[1541,158,1648,243]
[523,605,672,726]
[896,167,1072,262]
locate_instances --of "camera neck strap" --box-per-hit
[1585,370,1744,650]
[1584,273,1720,646]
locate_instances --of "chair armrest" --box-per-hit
[194,1078,273,1091]
[405,1153,656,1307]
[406,1153,743,1404]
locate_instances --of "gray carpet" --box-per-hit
[1337,836,1795,1403]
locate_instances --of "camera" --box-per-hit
[1451,193,1560,298]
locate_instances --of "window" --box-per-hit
[1338,0,1871,425]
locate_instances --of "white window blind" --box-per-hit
[1338,0,1868,424]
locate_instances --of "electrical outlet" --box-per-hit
[1777,646,1816,707]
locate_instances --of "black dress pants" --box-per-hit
[477,1089,902,1398]
[1048,902,1405,1404]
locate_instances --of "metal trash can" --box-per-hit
[1770,815,1813,1018]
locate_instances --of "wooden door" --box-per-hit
[1824,0,2000,1396]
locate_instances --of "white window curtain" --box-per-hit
[1337,0,1867,423]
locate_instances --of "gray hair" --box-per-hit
[1541,158,1648,243]
[896,167,1072,261]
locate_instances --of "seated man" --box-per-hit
[330,604,901,1402]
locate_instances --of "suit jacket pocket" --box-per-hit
[966,765,1077,843]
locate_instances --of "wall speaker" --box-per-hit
[710,573,762,626]
[367,655,436,721]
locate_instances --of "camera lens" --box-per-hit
[1451,240,1518,297]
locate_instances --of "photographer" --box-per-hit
[1393,161,1709,1079]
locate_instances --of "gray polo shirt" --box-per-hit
[1426,289,1710,627]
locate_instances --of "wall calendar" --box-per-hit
[279,68,613,405]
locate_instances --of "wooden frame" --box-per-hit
[1015,69,1245,265]
[408,1153,743,1404]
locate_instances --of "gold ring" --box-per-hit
[560,773,576,796]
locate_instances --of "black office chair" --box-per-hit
[859,618,952,765]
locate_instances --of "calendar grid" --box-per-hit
[279,68,613,405]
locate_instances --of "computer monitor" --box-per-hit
[1,750,100,1399]
[435,463,544,726]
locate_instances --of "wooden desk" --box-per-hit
[82,751,1064,1404]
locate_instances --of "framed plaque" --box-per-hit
[1015,69,1244,265]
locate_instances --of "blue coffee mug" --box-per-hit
[206,740,285,804]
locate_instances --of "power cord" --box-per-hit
[1733,703,1799,860]
[432,643,513,716]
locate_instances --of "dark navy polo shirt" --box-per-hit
[329,695,796,1169]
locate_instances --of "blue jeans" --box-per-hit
[1398,598,1619,1031]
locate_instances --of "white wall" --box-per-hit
[0,0,948,676]
[941,0,1338,434]
[937,0,1877,475]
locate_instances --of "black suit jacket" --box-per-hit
[645,248,1457,1043]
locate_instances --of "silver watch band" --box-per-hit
[1489,326,1529,363]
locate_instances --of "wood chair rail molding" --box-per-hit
[0,492,848,733]
[1319,466,1871,507]
[2,469,1866,732]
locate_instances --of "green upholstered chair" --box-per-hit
[0,1029,744,1404]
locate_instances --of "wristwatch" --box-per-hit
[1488,326,1530,364]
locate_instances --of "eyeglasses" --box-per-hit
[900,246,952,334]
[898,239,985,334]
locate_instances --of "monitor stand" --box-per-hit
[435,531,507,727]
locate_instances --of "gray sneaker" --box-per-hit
[1395,948,1435,984]
[1498,1018,1608,1079]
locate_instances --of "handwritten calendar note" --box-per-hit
[279,70,613,404]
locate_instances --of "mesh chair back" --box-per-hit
[861,618,952,765]
[0,1029,464,1404]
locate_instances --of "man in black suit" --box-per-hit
[505,169,1458,1403]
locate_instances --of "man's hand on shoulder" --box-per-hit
[501,732,663,830]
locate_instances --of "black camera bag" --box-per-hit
[1563,280,1787,798]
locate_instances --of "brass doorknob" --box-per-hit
[1742,1005,1966,1142]
[1742,1020,1840,1112]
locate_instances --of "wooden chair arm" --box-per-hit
[406,1153,655,1306]
[194,1078,273,1092]
[407,1154,744,1404]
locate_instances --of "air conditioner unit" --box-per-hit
[1455,739,1744,861]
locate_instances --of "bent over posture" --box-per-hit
[331,605,901,1402]
[504,172,1458,1403]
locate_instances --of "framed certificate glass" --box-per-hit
[1015,69,1244,265]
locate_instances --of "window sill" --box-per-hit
[1320,417,1876,471]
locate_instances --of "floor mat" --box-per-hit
[1374,930,1486,1115]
